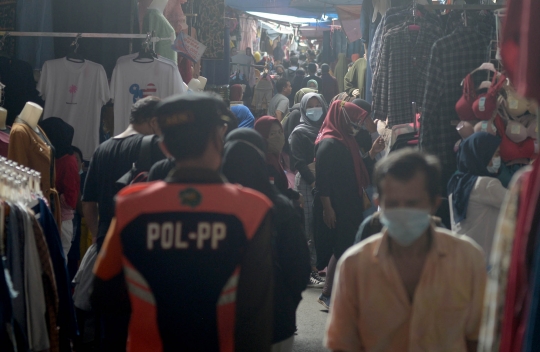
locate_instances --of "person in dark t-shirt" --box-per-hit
[82,96,165,248]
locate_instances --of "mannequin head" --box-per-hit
[198,76,207,90]
[0,108,7,130]
[18,102,43,131]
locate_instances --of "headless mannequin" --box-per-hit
[18,102,42,132]
[149,0,168,14]
[0,107,8,131]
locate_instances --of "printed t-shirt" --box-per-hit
[110,57,185,135]
[37,58,110,159]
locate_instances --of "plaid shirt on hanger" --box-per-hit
[369,4,441,81]
[420,19,494,176]
[372,23,443,125]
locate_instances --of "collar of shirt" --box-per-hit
[373,224,449,261]
[166,167,225,184]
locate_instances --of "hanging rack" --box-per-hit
[0,31,150,39]
[424,4,504,10]
[0,157,42,254]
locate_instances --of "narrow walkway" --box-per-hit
[293,287,330,352]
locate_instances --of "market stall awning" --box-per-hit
[335,5,362,42]
[225,0,321,18]
[289,0,364,13]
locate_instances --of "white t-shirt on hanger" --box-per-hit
[110,55,185,135]
[37,58,110,159]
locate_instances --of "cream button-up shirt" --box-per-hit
[325,227,486,352]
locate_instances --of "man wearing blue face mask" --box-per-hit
[325,149,486,352]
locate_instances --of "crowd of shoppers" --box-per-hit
[48,46,522,352]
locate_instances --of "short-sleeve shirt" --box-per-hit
[325,227,487,351]
[268,93,290,117]
[82,134,164,242]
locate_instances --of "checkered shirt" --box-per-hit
[369,4,441,78]
[372,23,443,126]
[419,21,493,175]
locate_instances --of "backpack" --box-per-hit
[116,135,156,190]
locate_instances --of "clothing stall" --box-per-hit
[365,2,537,189]
[0,31,185,152]
[0,158,77,352]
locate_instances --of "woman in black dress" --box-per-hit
[314,100,385,308]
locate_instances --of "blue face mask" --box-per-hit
[305,107,324,122]
[380,208,431,246]
[487,156,501,174]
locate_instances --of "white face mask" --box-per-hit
[380,208,431,246]
[306,107,324,122]
[487,156,501,174]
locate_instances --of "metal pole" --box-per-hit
[0,31,149,39]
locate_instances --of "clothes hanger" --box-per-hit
[66,34,85,63]
[0,33,11,58]
[133,32,157,63]
[408,0,421,31]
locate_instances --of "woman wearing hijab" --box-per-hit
[222,129,310,352]
[307,79,318,90]
[254,116,302,202]
[40,117,80,258]
[274,64,288,80]
[313,100,385,309]
[282,88,319,157]
[448,132,507,255]
[289,92,328,286]
[334,53,348,93]
[228,84,255,128]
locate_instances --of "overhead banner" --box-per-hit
[335,5,363,43]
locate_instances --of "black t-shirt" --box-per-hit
[148,158,175,181]
[82,134,164,240]
[0,57,43,126]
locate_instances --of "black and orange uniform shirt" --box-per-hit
[93,168,274,352]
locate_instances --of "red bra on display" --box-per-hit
[455,73,477,121]
[472,73,507,121]
[494,115,536,162]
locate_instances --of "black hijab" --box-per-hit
[222,128,278,203]
[289,92,328,142]
[39,117,74,159]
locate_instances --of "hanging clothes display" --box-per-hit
[239,15,258,51]
[197,0,225,59]
[37,58,110,159]
[0,161,77,352]
[371,8,443,126]
[51,0,139,77]
[0,56,42,126]
[163,0,188,33]
[419,11,495,190]
[478,167,531,352]
[110,54,185,135]
[142,3,178,63]
[501,0,540,103]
